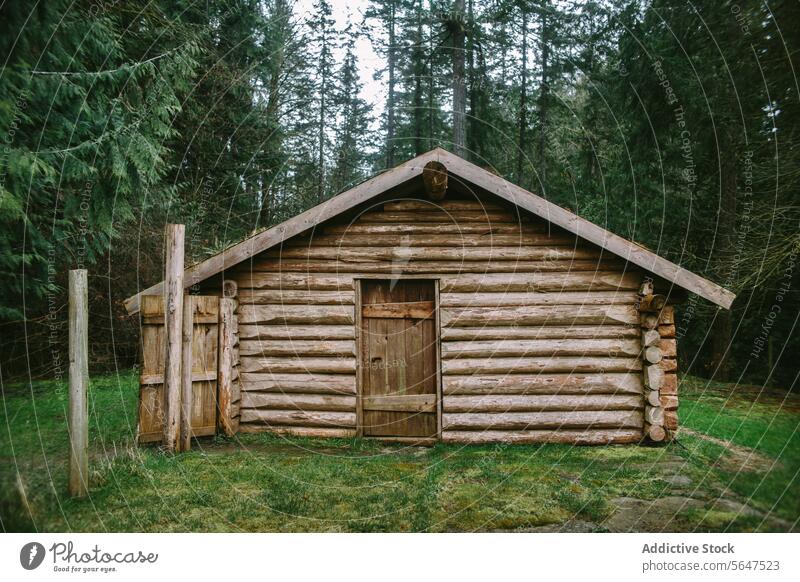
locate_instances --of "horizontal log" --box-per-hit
[238,425,357,438]
[363,394,437,413]
[661,358,677,373]
[440,325,640,341]
[664,409,679,431]
[443,373,643,395]
[383,200,506,212]
[238,305,354,325]
[239,340,356,357]
[660,394,679,410]
[140,371,216,385]
[440,291,639,307]
[240,409,356,427]
[240,372,356,394]
[644,364,665,390]
[660,307,675,325]
[645,406,665,425]
[324,223,540,235]
[660,373,678,395]
[442,410,644,430]
[645,423,666,442]
[442,356,642,375]
[358,211,521,223]
[362,301,435,319]
[641,329,661,348]
[287,233,575,248]
[659,324,676,339]
[241,392,355,412]
[638,294,667,312]
[441,271,641,292]
[234,273,355,291]
[640,313,659,330]
[644,346,663,364]
[237,290,354,305]
[661,338,677,358]
[239,325,355,341]
[441,338,642,359]
[441,305,639,327]
[249,260,623,274]
[645,389,661,407]
[443,394,643,413]
[264,246,601,262]
[441,429,643,445]
[240,356,356,374]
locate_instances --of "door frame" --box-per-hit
[354,277,442,440]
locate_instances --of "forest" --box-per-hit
[0,0,797,389]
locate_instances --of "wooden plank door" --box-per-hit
[359,280,438,438]
[138,295,220,443]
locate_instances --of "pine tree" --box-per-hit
[330,24,374,194]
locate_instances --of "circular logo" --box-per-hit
[20,542,46,570]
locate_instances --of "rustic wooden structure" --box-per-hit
[126,149,734,445]
[68,269,89,496]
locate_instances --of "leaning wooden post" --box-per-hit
[68,269,89,497]
[163,224,185,452]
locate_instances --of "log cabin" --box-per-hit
[125,149,735,446]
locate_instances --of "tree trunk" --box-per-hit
[516,8,528,180]
[452,0,467,158]
[710,129,737,381]
[537,5,550,188]
[386,1,397,168]
[413,0,425,155]
[466,0,478,157]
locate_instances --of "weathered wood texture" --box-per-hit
[68,270,89,497]
[124,148,734,315]
[217,297,237,436]
[231,197,648,443]
[138,295,220,444]
[163,224,185,452]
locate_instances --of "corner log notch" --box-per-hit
[637,278,678,443]
[422,160,448,200]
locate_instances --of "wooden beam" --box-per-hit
[124,148,735,313]
[433,148,736,308]
[422,160,448,200]
[163,224,185,453]
[362,301,435,319]
[68,269,89,497]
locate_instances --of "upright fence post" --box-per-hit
[180,295,193,452]
[163,224,185,452]
[68,269,89,497]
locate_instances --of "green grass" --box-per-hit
[1,371,797,532]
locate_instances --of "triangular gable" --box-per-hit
[124,148,735,314]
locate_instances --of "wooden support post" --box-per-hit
[68,269,89,497]
[217,297,235,437]
[163,224,185,453]
[179,295,193,452]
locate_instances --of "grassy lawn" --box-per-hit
[1,371,798,532]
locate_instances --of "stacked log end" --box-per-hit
[638,282,678,442]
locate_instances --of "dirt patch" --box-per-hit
[603,496,707,532]
[679,428,780,473]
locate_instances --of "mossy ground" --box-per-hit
[1,371,797,532]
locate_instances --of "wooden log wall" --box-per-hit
[637,280,679,442]
[231,197,648,443]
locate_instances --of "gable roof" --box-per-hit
[124,148,735,314]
